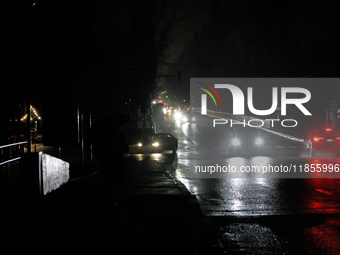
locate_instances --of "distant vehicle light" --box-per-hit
[232,138,241,146]
[255,138,263,145]
[152,142,159,147]
[138,143,143,147]
[313,137,324,142]
[163,108,167,114]
[325,128,332,131]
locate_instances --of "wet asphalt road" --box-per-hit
[144,112,340,254]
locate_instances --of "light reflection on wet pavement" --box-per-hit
[154,116,340,254]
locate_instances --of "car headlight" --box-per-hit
[182,116,187,122]
[138,143,143,147]
[175,112,181,119]
[152,142,159,147]
[255,138,263,145]
[231,138,241,146]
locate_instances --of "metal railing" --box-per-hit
[1,141,27,200]
[0,141,27,166]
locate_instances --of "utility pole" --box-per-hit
[26,94,31,153]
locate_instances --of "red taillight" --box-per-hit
[313,137,324,142]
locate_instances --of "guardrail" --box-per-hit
[0,141,27,200]
[0,141,27,166]
[1,142,70,199]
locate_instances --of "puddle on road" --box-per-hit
[217,223,287,255]
[215,214,340,255]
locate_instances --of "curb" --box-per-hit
[159,161,227,254]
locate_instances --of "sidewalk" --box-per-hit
[3,156,226,254]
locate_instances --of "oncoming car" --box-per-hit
[227,127,266,156]
[138,133,178,154]
[303,127,340,157]
[175,107,196,123]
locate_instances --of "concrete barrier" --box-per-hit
[21,152,69,196]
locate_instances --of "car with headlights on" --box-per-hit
[227,127,266,156]
[176,107,196,123]
[138,133,178,154]
[302,127,340,157]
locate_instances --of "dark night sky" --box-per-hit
[4,0,340,131]
[163,0,340,105]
